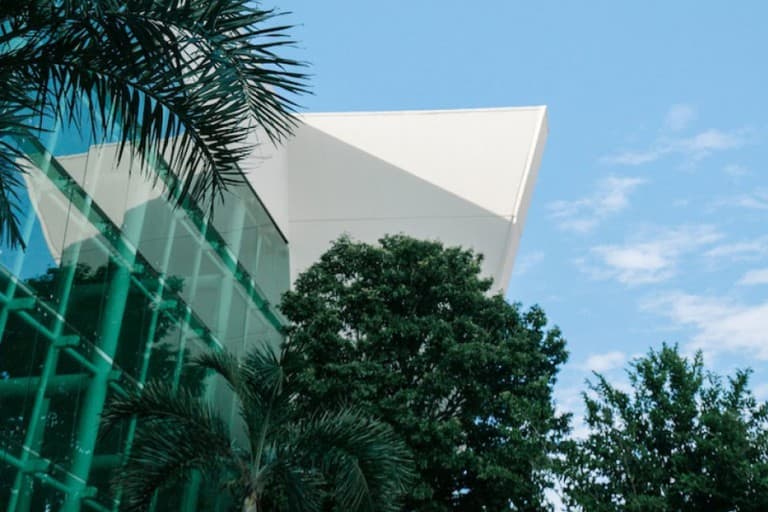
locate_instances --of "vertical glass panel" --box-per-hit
[112,276,155,380]
[234,186,290,309]
[0,462,14,505]
[179,334,213,396]
[219,285,249,352]
[89,373,136,509]
[28,478,66,511]
[245,305,284,351]
[145,316,184,385]
[39,355,90,466]
[0,321,48,457]
[16,161,77,293]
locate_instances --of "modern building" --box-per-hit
[0,106,547,511]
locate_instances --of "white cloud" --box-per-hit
[753,382,768,402]
[604,128,747,166]
[602,105,749,167]
[706,236,768,262]
[711,190,768,213]
[731,190,768,210]
[513,250,544,277]
[549,175,645,233]
[738,268,768,286]
[677,129,744,154]
[642,292,768,360]
[604,148,664,166]
[580,351,627,373]
[587,225,721,285]
[723,163,750,177]
[555,386,589,439]
[591,245,671,284]
[664,104,697,132]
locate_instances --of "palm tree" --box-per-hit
[0,0,308,248]
[101,345,414,511]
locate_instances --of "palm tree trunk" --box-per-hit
[243,492,259,512]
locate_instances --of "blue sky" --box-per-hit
[279,1,768,432]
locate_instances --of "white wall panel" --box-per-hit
[251,106,548,293]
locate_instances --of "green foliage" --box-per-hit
[280,235,569,511]
[0,0,308,248]
[561,344,768,511]
[103,344,414,511]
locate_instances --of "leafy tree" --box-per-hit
[0,0,308,248]
[103,344,414,512]
[561,344,768,511]
[280,235,569,511]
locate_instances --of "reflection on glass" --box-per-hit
[0,132,288,510]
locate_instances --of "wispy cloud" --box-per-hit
[579,351,627,373]
[706,236,768,262]
[585,225,722,285]
[602,105,750,167]
[738,268,768,286]
[514,250,545,277]
[753,382,768,402]
[642,292,768,360]
[604,129,748,166]
[663,103,697,132]
[719,190,768,211]
[723,163,750,177]
[548,175,645,233]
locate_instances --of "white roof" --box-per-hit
[245,106,548,293]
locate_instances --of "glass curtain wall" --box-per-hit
[0,126,289,511]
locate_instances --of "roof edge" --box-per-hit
[297,105,547,118]
[495,106,549,294]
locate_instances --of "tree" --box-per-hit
[561,344,768,511]
[280,235,570,511]
[102,344,414,512]
[0,0,308,248]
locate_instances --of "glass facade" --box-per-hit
[0,127,289,511]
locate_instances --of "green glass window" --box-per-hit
[0,126,289,511]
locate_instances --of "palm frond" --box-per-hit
[193,349,244,395]
[102,381,246,509]
[0,65,43,248]
[100,380,231,443]
[117,421,241,511]
[193,348,269,456]
[104,344,414,510]
[0,0,309,248]
[0,141,29,248]
[241,345,287,397]
[38,0,307,204]
[258,457,325,512]
[289,410,415,512]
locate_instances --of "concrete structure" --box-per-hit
[0,106,547,510]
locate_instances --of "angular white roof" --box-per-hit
[246,106,548,293]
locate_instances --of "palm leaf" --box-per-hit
[288,410,415,512]
[118,422,240,511]
[0,0,309,248]
[105,346,414,511]
[101,381,244,510]
[0,140,29,248]
[101,381,232,443]
[257,457,325,512]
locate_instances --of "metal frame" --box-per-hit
[0,135,288,511]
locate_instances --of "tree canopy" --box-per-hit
[280,235,569,511]
[561,344,768,511]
